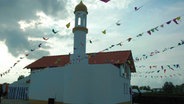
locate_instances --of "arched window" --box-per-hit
[78,17,81,26]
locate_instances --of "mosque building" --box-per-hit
[8,1,136,104]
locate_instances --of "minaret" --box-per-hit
[71,1,88,63]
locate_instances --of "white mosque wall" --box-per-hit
[29,63,131,103]
[29,68,65,101]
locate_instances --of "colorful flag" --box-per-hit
[134,6,143,11]
[66,22,70,28]
[127,38,132,42]
[102,30,106,34]
[147,30,151,35]
[166,20,171,24]
[43,37,49,40]
[100,0,110,3]
[160,24,164,28]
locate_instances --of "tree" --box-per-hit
[132,85,139,89]
[17,75,25,81]
[162,81,175,94]
[139,86,151,90]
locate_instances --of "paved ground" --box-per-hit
[1,99,29,104]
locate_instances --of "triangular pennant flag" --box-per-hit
[89,40,92,44]
[151,28,155,32]
[38,43,42,48]
[20,57,24,59]
[176,16,181,20]
[134,6,143,11]
[25,53,29,56]
[170,46,174,49]
[43,37,49,40]
[116,42,123,46]
[116,20,121,26]
[181,40,184,44]
[100,0,110,3]
[142,54,148,59]
[154,26,159,31]
[150,52,154,56]
[109,45,115,48]
[160,24,164,28]
[31,49,35,51]
[66,22,70,28]
[52,29,59,34]
[102,30,106,34]
[103,48,109,51]
[166,20,172,24]
[176,64,180,68]
[162,48,167,52]
[155,50,160,54]
[147,30,151,35]
[167,65,174,70]
[127,38,132,42]
[13,63,17,67]
[173,18,179,24]
[178,42,181,46]
[164,69,166,73]
[136,33,143,37]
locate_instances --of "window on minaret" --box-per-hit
[78,17,81,26]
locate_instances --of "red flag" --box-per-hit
[43,37,49,40]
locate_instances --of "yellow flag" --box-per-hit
[66,22,70,28]
[176,16,181,20]
[102,30,106,34]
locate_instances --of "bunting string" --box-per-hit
[134,66,183,74]
[131,73,183,79]
[99,16,182,52]
[1,9,183,78]
[134,40,184,62]
[0,29,57,77]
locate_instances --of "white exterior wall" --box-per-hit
[29,64,131,103]
[29,68,65,101]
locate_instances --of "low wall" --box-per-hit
[133,95,184,104]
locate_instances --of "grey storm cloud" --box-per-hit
[0,0,69,59]
[0,0,68,22]
[0,26,30,56]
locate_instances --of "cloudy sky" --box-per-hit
[0,0,184,88]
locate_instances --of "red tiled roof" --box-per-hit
[25,55,70,70]
[25,51,136,72]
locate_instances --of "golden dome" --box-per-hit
[74,1,88,13]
